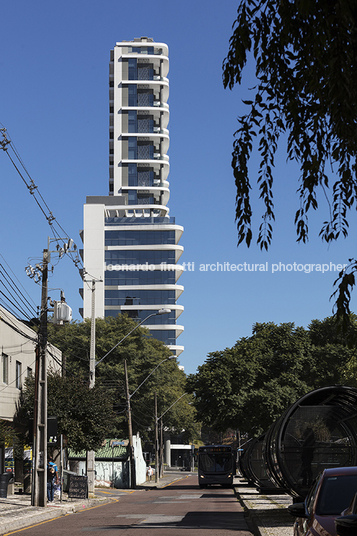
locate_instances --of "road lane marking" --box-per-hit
[160,474,191,488]
[116,514,184,524]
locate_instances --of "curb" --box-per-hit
[233,484,294,536]
[233,486,267,536]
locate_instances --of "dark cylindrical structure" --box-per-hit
[240,435,280,491]
[263,386,357,498]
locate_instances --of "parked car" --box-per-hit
[288,466,357,536]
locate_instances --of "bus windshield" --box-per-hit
[199,452,232,473]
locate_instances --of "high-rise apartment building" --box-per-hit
[81,38,184,356]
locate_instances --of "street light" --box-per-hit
[156,392,188,481]
[95,308,172,369]
[125,355,176,489]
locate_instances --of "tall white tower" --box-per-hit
[81,38,184,356]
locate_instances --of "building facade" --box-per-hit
[0,306,62,423]
[81,38,184,356]
[0,306,62,473]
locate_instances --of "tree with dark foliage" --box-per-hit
[188,317,357,437]
[223,0,357,316]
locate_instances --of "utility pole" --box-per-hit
[32,249,49,506]
[155,392,159,483]
[87,280,96,497]
[124,359,136,488]
[25,238,73,507]
[160,418,164,478]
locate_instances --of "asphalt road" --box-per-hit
[7,475,255,535]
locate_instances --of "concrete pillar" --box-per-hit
[164,439,171,467]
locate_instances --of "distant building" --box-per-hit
[81,38,184,356]
[69,436,147,488]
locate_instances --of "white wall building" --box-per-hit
[0,306,62,422]
[0,306,62,473]
[81,38,184,356]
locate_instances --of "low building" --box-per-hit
[69,435,147,488]
[0,305,62,473]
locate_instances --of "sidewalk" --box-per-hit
[234,478,295,536]
[0,491,114,536]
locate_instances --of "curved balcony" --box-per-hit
[125,132,169,154]
[148,324,184,338]
[122,106,169,129]
[122,158,169,180]
[167,344,184,357]
[108,243,184,263]
[122,205,170,218]
[121,52,169,77]
[124,79,169,104]
[123,186,169,207]
[109,284,184,300]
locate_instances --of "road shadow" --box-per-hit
[84,511,250,531]
[249,507,294,527]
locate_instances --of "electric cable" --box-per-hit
[0,126,84,275]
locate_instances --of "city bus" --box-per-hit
[197,445,236,488]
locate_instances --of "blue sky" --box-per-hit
[1,0,356,375]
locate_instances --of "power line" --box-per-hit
[0,308,38,344]
[0,126,83,275]
[0,255,38,312]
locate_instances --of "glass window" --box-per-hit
[2,353,8,384]
[128,137,137,159]
[128,164,138,186]
[316,474,357,515]
[105,250,175,263]
[105,289,175,305]
[128,85,137,106]
[128,111,137,133]
[104,309,175,326]
[16,361,22,389]
[105,270,176,286]
[128,58,137,80]
[105,230,175,246]
[199,452,233,473]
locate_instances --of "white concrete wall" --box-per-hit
[0,306,62,421]
[133,433,147,485]
[82,203,105,319]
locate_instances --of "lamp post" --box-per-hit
[86,307,171,494]
[95,308,172,368]
[157,392,188,481]
[126,355,175,489]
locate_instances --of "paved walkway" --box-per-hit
[0,491,115,535]
[234,479,294,536]
[0,475,295,536]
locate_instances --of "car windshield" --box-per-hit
[316,474,357,515]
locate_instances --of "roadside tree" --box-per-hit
[46,315,196,443]
[223,0,357,315]
[188,318,357,437]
